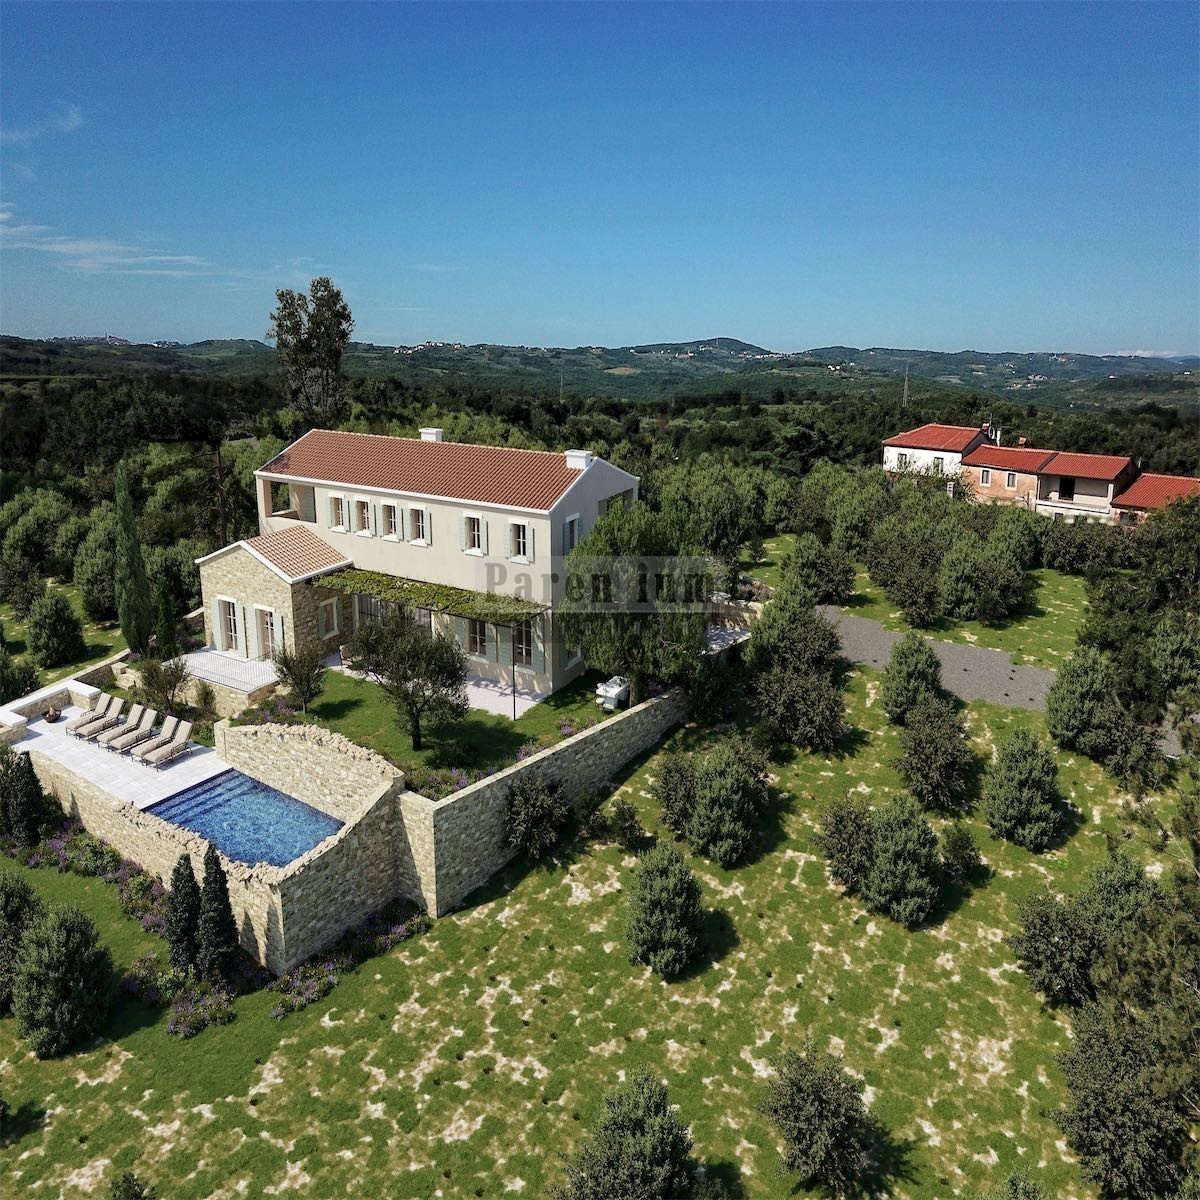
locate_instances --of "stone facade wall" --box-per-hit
[423,686,690,915]
[200,548,298,650]
[29,750,284,969]
[215,721,401,822]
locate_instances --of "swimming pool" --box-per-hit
[149,769,344,867]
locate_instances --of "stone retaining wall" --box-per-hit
[30,751,284,969]
[421,686,691,915]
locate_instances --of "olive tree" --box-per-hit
[625,842,704,980]
[982,729,1062,851]
[880,632,942,726]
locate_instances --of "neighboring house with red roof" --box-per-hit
[196,427,639,706]
[1111,473,1200,524]
[961,442,1055,509]
[1034,451,1137,524]
[881,423,993,476]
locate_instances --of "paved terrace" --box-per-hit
[19,706,226,811]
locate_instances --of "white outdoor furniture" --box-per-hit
[596,676,630,711]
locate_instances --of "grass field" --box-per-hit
[0,583,127,686]
[741,539,1087,670]
[298,667,610,779]
[0,668,1171,1199]
[840,566,1087,670]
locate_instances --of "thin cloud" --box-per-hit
[1,102,84,143]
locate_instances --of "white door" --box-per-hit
[222,600,239,653]
[257,609,277,660]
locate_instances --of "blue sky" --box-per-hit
[1,1,1196,354]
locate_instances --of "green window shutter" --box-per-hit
[453,615,466,649]
[459,516,466,551]
[528,526,535,562]
[532,616,545,673]
[487,623,499,662]
[425,508,433,545]
[482,520,490,555]
[498,624,512,667]
[505,523,513,558]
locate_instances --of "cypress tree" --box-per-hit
[165,854,201,973]
[196,844,238,982]
[114,462,152,656]
[154,579,177,661]
[6,752,48,846]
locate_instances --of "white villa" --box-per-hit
[194,428,638,708]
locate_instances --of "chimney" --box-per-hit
[419,428,443,443]
[565,449,593,471]
[1017,436,1028,448]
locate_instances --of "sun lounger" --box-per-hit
[96,703,144,747]
[75,698,126,741]
[66,693,117,736]
[131,716,180,763]
[141,720,194,770]
[104,707,158,753]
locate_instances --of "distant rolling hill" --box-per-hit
[1,334,1193,409]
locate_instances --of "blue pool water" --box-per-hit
[149,770,343,867]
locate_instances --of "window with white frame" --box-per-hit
[465,515,482,552]
[355,499,371,534]
[511,521,528,560]
[980,468,991,486]
[932,457,945,474]
[562,515,580,554]
[1005,471,1017,489]
[513,619,533,667]
[317,598,341,639]
[467,618,487,656]
[410,508,426,542]
[383,504,398,537]
[896,452,909,470]
[329,496,346,530]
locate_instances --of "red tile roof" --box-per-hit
[244,526,351,582]
[1112,473,1200,511]
[1038,451,1133,481]
[883,423,987,452]
[259,429,588,511]
[961,445,1056,473]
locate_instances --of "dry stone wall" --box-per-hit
[422,687,690,915]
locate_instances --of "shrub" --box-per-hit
[0,551,46,619]
[988,507,1043,571]
[1046,647,1114,759]
[880,631,942,725]
[12,905,115,1057]
[269,958,340,1019]
[193,680,217,721]
[940,821,982,883]
[0,872,44,1013]
[937,536,982,620]
[862,796,941,928]
[165,853,201,974]
[982,729,1062,851]
[1056,1005,1186,1199]
[505,770,571,861]
[684,738,769,867]
[166,978,235,1039]
[52,514,91,580]
[782,533,855,604]
[758,1037,870,1193]
[4,751,50,846]
[0,647,39,705]
[74,506,119,622]
[109,1171,159,1200]
[894,695,973,811]
[552,1068,697,1200]
[625,842,704,979]
[756,665,847,752]
[654,749,697,837]
[137,657,191,717]
[272,643,327,713]
[608,798,644,850]
[815,793,876,894]
[196,844,239,983]
[25,589,86,669]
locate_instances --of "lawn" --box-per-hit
[0,583,128,686]
[301,667,612,783]
[740,532,796,591]
[0,668,1175,1199]
[840,566,1087,669]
